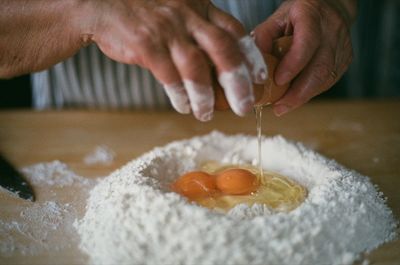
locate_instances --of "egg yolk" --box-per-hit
[216,169,259,195]
[171,171,217,200]
[171,163,307,213]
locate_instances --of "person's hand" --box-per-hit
[253,0,357,116]
[84,0,267,121]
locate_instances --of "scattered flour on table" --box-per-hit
[0,161,95,257]
[21,160,91,187]
[0,201,75,256]
[84,145,115,165]
[75,131,398,265]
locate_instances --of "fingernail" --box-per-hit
[179,103,191,114]
[276,71,292,86]
[250,31,256,40]
[274,104,291,116]
[199,111,213,122]
[258,68,267,82]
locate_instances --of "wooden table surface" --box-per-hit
[0,100,399,264]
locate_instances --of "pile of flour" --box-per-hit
[75,131,398,265]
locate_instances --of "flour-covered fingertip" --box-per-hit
[174,102,191,114]
[183,80,214,121]
[239,36,267,84]
[250,31,255,40]
[234,96,254,116]
[217,63,253,116]
[163,84,191,114]
[198,111,213,122]
[258,68,268,82]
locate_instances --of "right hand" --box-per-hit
[252,0,355,116]
[81,0,267,121]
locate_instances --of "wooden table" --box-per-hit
[0,100,399,264]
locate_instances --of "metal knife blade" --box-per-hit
[0,154,35,201]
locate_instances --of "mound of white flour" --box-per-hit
[75,131,397,265]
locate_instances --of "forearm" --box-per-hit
[0,0,87,78]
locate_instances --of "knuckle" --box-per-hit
[124,50,140,64]
[312,62,332,84]
[183,48,204,65]
[292,88,312,106]
[210,30,243,64]
[157,5,179,16]
[163,0,182,9]
[329,12,347,31]
[134,27,154,45]
[223,17,245,37]
[163,1,193,18]
[183,51,208,76]
[154,6,180,27]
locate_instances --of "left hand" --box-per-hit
[253,0,357,116]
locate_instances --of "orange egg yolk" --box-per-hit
[171,171,217,200]
[171,163,306,213]
[216,168,259,195]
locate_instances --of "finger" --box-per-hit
[142,45,190,114]
[217,63,253,116]
[163,83,191,115]
[183,80,214,122]
[208,4,267,84]
[336,31,353,72]
[238,36,268,84]
[274,12,322,86]
[207,4,246,38]
[187,14,254,116]
[273,46,336,116]
[170,39,214,122]
[253,16,286,54]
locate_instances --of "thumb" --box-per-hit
[252,2,293,54]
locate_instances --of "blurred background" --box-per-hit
[0,0,399,109]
